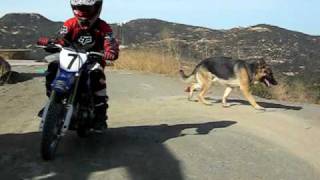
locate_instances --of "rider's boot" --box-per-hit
[92,96,109,133]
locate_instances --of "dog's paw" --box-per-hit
[222,103,231,108]
[198,97,213,106]
[188,97,197,102]
[202,101,213,106]
[255,106,266,111]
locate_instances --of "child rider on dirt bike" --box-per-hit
[37,0,119,132]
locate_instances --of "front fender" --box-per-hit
[52,68,76,94]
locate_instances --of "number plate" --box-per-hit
[59,49,88,72]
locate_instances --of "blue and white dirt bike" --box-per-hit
[39,44,106,160]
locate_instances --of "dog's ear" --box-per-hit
[257,59,267,68]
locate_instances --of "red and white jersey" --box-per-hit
[58,17,118,61]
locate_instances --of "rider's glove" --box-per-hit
[103,35,120,61]
[37,37,51,46]
[104,50,117,60]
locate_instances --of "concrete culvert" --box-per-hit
[0,57,38,85]
[0,56,12,85]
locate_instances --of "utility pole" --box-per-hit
[116,23,123,45]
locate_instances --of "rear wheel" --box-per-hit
[40,92,64,161]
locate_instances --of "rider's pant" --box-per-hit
[45,61,108,122]
[88,64,108,123]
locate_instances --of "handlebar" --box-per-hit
[87,51,104,57]
[38,44,104,57]
[38,43,113,65]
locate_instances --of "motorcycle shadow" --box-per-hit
[0,71,45,85]
[0,120,236,180]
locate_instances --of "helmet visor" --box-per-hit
[72,5,97,18]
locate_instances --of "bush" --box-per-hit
[251,83,273,99]
[252,76,320,104]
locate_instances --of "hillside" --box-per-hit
[0,13,62,48]
[1,13,320,84]
[120,19,320,83]
[0,13,62,58]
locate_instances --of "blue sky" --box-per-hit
[0,0,319,35]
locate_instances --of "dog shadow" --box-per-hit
[0,120,236,180]
[205,97,302,111]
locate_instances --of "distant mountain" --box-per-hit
[0,13,62,48]
[0,13,62,58]
[1,13,320,83]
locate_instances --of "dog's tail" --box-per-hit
[179,68,196,83]
[179,61,204,83]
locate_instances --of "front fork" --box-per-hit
[39,73,81,136]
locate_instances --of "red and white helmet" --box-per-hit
[70,0,103,29]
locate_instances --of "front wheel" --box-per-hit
[40,93,64,160]
[77,125,90,138]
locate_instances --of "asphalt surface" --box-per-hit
[0,66,319,180]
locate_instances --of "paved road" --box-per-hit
[0,67,319,180]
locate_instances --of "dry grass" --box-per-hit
[113,49,183,76]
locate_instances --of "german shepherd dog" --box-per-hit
[179,57,278,110]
